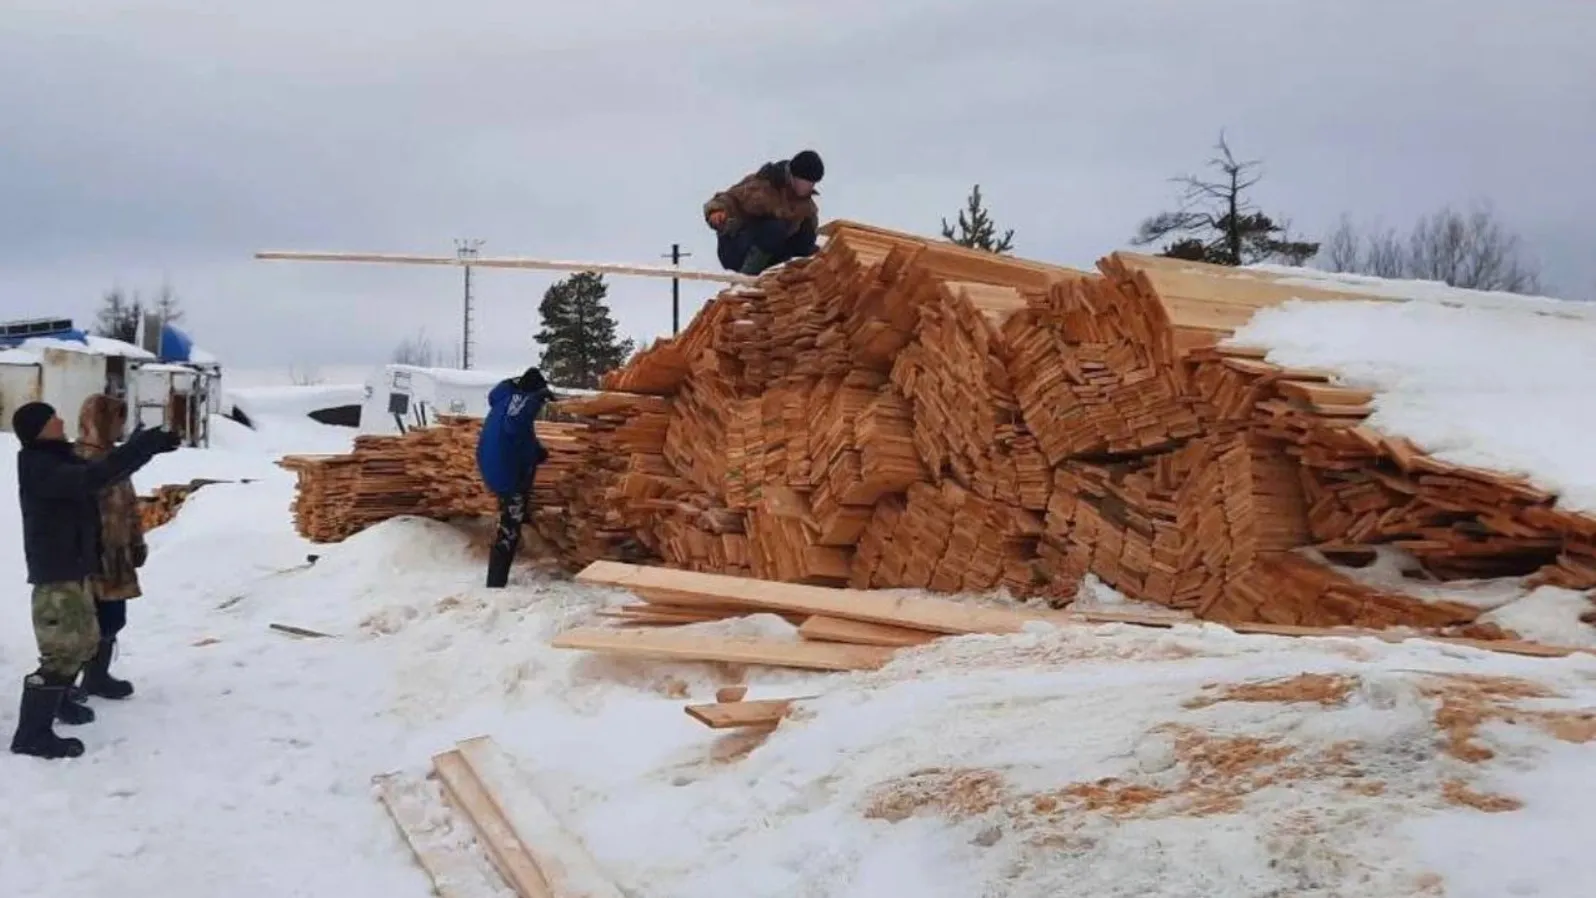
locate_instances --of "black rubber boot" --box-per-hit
[9,675,86,759]
[81,639,134,700]
[56,678,95,725]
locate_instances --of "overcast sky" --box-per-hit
[2,0,1592,374]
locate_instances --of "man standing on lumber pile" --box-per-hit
[476,367,554,589]
[8,402,178,759]
[704,149,824,276]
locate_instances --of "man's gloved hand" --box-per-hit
[139,427,181,454]
[132,543,148,568]
[707,209,727,230]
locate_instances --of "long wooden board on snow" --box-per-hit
[797,614,939,647]
[454,736,626,898]
[577,562,1596,661]
[433,749,553,898]
[373,771,515,898]
[574,561,1077,635]
[551,626,894,671]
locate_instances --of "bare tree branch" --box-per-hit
[1322,202,1542,293]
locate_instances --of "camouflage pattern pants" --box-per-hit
[32,580,101,679]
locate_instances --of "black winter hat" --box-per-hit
[518,367,549,392]
[789,150,824,183]
[11,401,55,444]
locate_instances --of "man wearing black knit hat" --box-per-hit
[8,401,178,759]
[704,149,824,276]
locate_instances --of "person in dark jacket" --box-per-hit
[475,367,554,589]
[8,401,178,759]
[704,149,824,275]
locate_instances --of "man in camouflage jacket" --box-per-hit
[75,393,147,701]
[704,149,824,275]
[7,400,176,759]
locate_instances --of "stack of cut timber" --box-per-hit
[137,479,223,531]
[890,281,1048,510]
[1039,434,1256,611]
[284,220,1596,643]
[1198,344,1596,588]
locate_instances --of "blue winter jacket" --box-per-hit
[476,379,550,497]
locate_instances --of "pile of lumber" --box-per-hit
[285,220,1596,639]
[555,563,1592,683]
[375,734,622,898]
[137,478,225,531]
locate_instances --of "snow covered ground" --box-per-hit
[1,397,1594,897]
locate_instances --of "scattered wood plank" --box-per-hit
[798,614,939,647]
[269,622,337,639]
[551,626,894,672]
[575,561,1075,636]
[684,699,802,729]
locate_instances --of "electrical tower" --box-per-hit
[455,238,484,369]
[661,243,692,335]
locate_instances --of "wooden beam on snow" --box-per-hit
[254,250,755,285]
[433,749,553,898]
[454,736,626,898]
[684,699,803,729]
[551,626,895,671]
[574,561,1078,635]
[798,614,939,648]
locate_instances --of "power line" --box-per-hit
[455,238,483,368]
[660,243,692,335]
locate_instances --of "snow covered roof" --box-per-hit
[8,334,158,360]
[0,348,36,365]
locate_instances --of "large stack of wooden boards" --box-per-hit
[282,221,1596,635]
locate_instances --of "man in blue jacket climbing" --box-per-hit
[476,366,554,588]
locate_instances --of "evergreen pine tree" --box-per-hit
[1132,132,1319,267]
[941,184,1015,254]
[534,271,635,389]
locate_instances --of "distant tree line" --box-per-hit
[92,283,185,344]
[937,130,1551,296]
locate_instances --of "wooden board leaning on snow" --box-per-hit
[562,562,1596,665]
[428,735,625,898]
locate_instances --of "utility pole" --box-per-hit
[660,243,692,335]
[455,238,483,369]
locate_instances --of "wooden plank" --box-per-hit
[684,699,800,729]
[433,749,553,898]
[551,626,894,671]
[575,561,1077,636]
[269,622,337,639]
[455,736,627,898]
[255,250,754,285]
[373,771,513,898]
[798,614,939,647]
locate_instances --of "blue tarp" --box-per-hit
[158,324,194,362]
